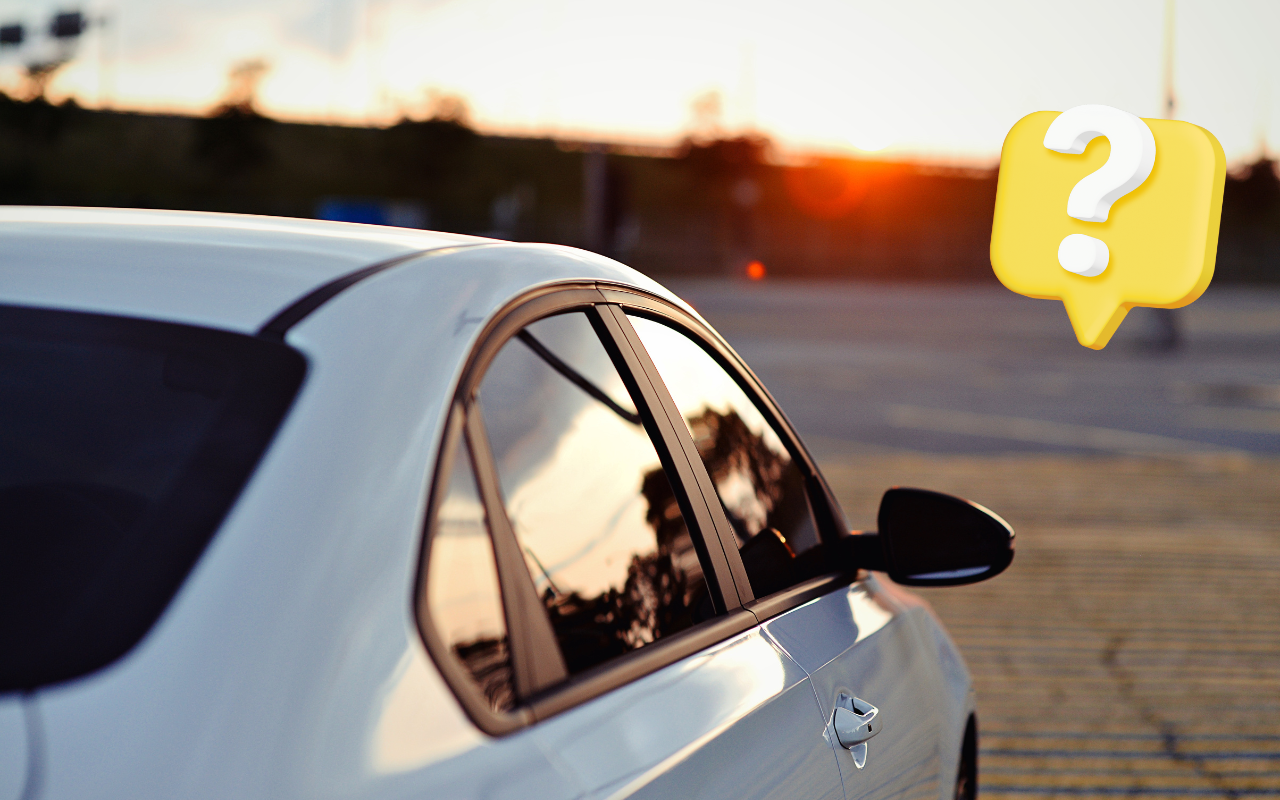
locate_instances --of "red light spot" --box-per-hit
[746,260,767,281]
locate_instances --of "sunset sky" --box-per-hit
[0,0,1276,164]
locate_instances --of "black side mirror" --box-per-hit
[866,487,1014,586]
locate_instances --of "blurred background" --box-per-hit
[1,0,1277,796]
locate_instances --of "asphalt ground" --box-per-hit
[667,280,1280,800]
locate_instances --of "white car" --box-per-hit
[0,207,1013,800]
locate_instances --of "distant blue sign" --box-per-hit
[316,198,428,230]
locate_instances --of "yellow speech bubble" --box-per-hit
[990,108,1226,349]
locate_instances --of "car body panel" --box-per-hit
[870,577,977,800]
[923,619,975,800]
[763,578,944,800]
[0,698,28,800]
[24,240,711,800]
[0,206,479,332]
[3,214,975,800]
[530,628,844,800]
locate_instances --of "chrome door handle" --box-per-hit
[832,696,880,769]
[833,702,879,747]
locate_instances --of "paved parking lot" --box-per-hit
[669,280,1280,799]
[670,281,1280,458]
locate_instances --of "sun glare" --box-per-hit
[847,119,896,153]
[5,0,1276,162]
[849,132,894,153]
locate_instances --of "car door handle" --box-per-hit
[833,703,879,747]
[832,696,880,769]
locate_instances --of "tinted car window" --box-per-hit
[0,305,304,691]
[424,441,514,713]
[478,311,713,676]
[628,315,822,598]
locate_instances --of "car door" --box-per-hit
[415,288,845,800]
[760,581,944,800]
[617,295,945,800]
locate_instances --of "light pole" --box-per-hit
[1151,0,1182,351]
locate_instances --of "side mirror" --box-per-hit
[871,487,1014,586]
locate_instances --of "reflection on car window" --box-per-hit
[628,315,822,598]
[425,441,514,713]
[479,311,714,676]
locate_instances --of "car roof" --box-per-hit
[0,207,484,333]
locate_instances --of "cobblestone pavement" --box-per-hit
[668,281,1280,799]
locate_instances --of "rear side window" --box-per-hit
[423,440,514,713]
[0,305,305,691]
[476,311,715,676]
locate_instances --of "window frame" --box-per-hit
[414,282,857,737]
[601,287,858,615]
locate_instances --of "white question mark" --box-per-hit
[1043,104,1156,277]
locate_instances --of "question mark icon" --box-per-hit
[1043,105,1157,277]
[991,105,1224,349]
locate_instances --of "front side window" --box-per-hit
[477,311,714,676]
[628,314,823,598]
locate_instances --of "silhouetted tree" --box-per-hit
[192,60,275,176]
[1226,158,1280,221]
[1219,158,1280,282]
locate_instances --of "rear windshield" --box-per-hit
[0,305,305,691]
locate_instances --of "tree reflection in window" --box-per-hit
[536,462,712,674]
[684,407,818,596]
[478,312,714,679]
[627,315,823,599]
